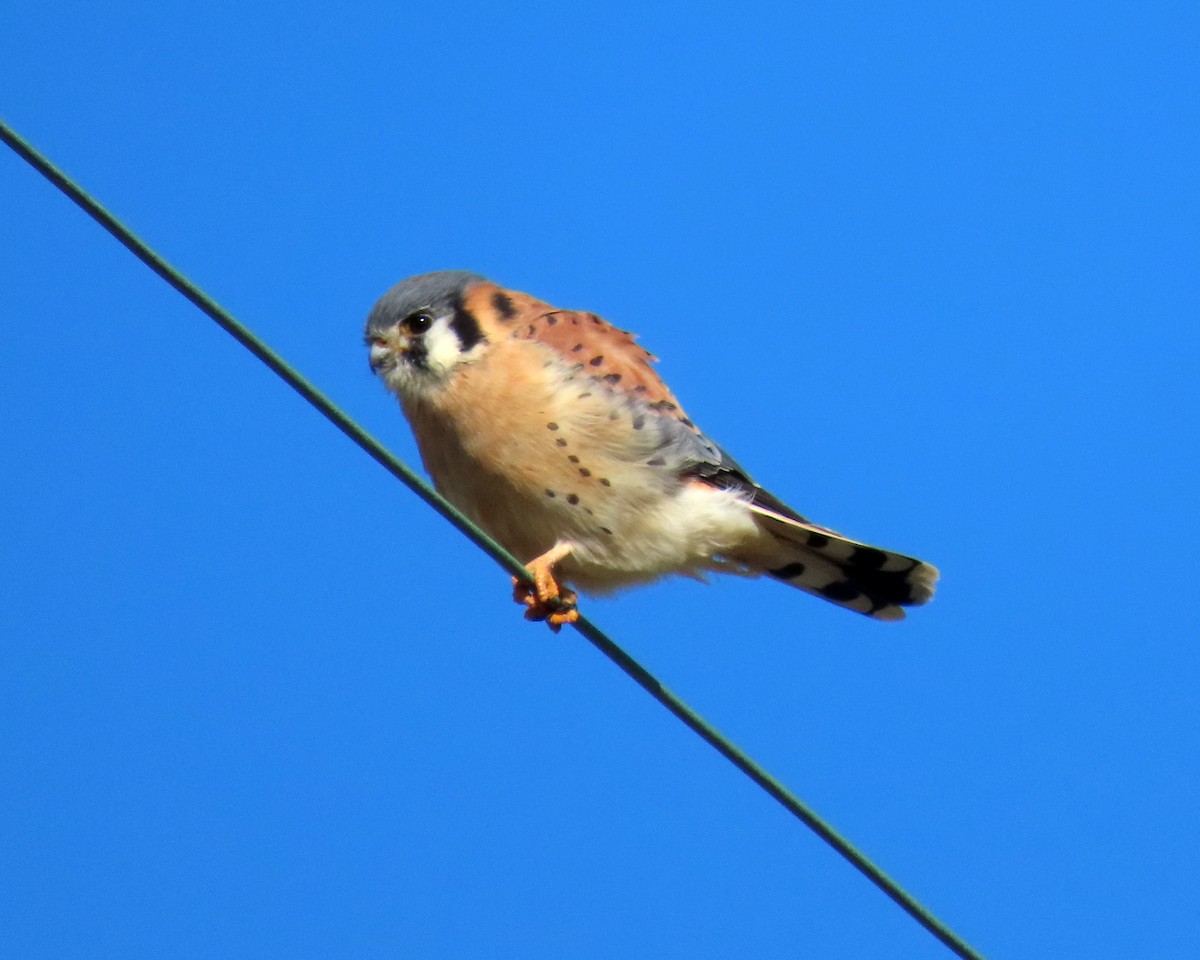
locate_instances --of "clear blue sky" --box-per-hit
[2,3,1197,958]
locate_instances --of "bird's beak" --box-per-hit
[368,339,399,371]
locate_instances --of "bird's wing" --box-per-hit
[464,282,726,471]
[467,284,690,414]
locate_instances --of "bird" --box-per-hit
[365,271,938,630]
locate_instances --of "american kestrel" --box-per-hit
[365,271,938,630]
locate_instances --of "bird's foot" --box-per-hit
[512,543,579,632]
[513,580,579,631]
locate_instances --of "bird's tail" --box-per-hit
[746,498,938,621]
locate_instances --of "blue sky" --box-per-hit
[2,2,1197,957]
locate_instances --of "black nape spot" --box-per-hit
[678,417,694,428]
[571,317,580,325]
[578,391,592,400]
[555,438,568,447]
[545,489,557,498]
[599,478,612,486]
[601,526,614,535]
[566,494,580,505]
[492,291,517,320]
[648,399,677,411]
[807,532,830,548]
[527,324,536,336]
[568,455,580,463]
[591,316,601,325]
[647,457,666,467]
[631,415,645,430]
[579,468,591,477]
[603,373,621,384]
[769,562,806,580]
[546,315,558,325]
[589,355,604,366]
[547,422,559,430]
[633,385,648,394]
[572,343,584,352]
[820,581,861,602]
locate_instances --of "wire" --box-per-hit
[1,118,986,960]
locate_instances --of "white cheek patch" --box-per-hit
[379,317,489,402]
[423,320,467,377]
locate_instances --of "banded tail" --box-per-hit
[748,495,938,621]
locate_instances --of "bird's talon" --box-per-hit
[512,577,538,608]
[547,605,580,629]
[512,568,578,631]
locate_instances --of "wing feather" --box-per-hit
[464,282,726,473]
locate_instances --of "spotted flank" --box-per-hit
[747,502,939,620]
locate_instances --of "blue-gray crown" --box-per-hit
[365,270,487,337]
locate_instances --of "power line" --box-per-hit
[0,118,986,960]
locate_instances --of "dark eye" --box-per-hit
[402,312,433,334]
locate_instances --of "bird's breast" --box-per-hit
[399,340,652,563]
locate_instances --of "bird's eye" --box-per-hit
[402,312,433,334]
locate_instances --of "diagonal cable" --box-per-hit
[0,118,986,960]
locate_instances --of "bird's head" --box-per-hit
[365,270,491,398]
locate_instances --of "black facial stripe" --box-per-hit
[407,337,429,370]
[449,296,487,351]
